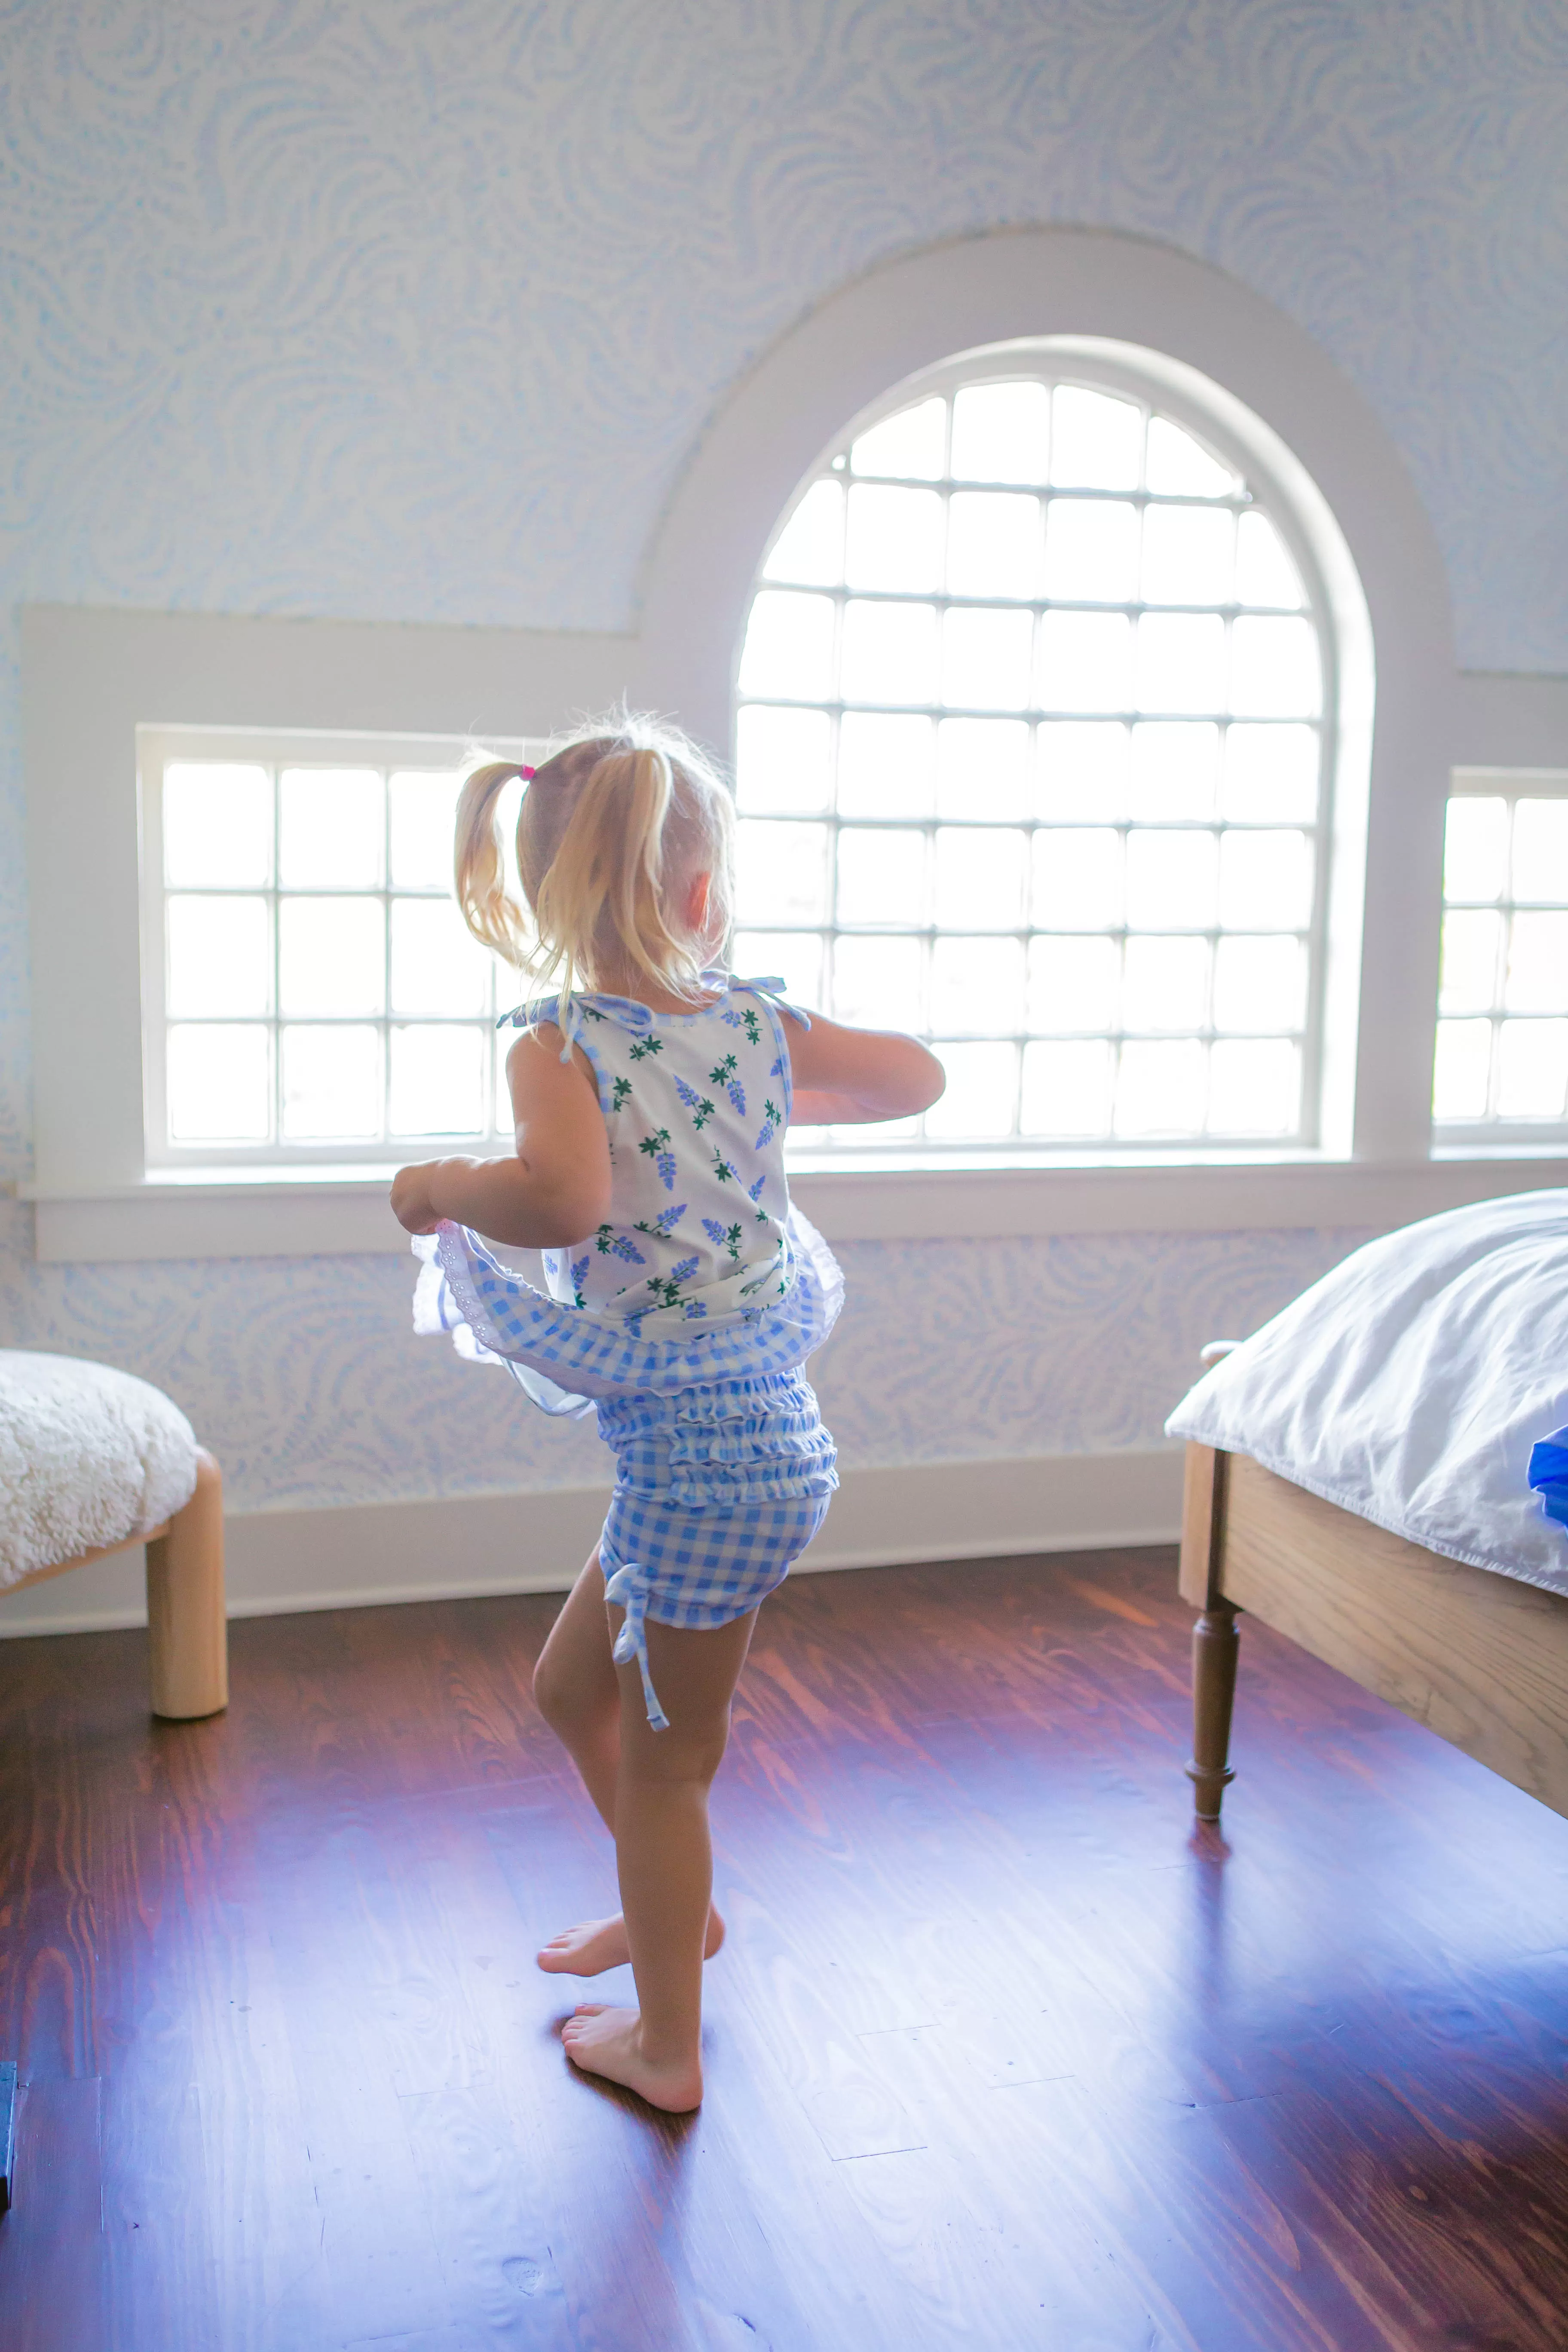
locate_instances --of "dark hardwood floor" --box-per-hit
[3,1544,1568,2351]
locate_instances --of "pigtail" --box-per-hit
[534,748,700,1003]
[469,712,735,1007]
[454,761,531,965]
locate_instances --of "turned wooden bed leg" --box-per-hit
[146,1449,228,1720]
[1178,1436,1240,1820]
[1188,1602,1240,1820]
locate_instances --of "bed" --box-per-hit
[1165,1190,1568,1823]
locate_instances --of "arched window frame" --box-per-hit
[733,336,1344,1157]
[637,226,1532,1204]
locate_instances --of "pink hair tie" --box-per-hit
[518,765,536,781]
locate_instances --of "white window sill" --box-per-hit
[17,1151,1568,1263]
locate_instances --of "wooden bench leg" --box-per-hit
[146,1449,228,1720]
[1186,1602,1240,1821]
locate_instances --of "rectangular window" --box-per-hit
[140,729,538,1166]
[1433,769,1568,1139]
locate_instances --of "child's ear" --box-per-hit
[684,870,713,933]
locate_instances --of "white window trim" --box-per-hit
[18,1151,1568,1264]
[19,225,1568,1260]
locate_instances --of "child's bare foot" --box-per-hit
[536,1905,725,1977]
[560,2003,702,2110]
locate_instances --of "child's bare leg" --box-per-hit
[561,1606,756,2110]
[532,1549,622,1822]
[531,1551,724,1975]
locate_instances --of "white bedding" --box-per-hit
[1165,1188,1568,1600]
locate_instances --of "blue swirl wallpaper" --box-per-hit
[0,1195,1372,1512]
[1,2,1563,1513]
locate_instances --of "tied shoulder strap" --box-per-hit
[730,974,812,1030]
[497,990,655,1063]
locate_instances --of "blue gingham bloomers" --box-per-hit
[600,1488,832,1729]
[411,975,842,1727]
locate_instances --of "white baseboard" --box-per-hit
[0,1447,1184,1638]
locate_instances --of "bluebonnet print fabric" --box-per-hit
[507,979,799,1330]
[412,976,845,1406]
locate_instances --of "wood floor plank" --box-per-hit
[0,2076,108,2351]
[398,2079,576,2352]
[4,1545,1568,2349]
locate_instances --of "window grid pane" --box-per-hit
[1433,779,1568,1134]
[158,756,521,1155]
[739,366,1328,1148]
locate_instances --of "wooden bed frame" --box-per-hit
[1181,1439,1568,1825]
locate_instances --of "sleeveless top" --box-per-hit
[411,974,843,1418]
[530,976,796,1327]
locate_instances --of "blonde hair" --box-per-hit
[453,710,736,1008]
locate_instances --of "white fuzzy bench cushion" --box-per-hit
[0,1351,200,1592]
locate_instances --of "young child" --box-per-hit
[391,714,943,2112]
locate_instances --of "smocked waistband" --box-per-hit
[595,1372,838,1509]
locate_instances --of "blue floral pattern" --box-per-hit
[500,977,799,1329]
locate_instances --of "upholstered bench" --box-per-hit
[0,1351,227,1719]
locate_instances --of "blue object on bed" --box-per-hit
[1528,1428,1568,1529]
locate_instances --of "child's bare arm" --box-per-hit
[390,1027,612,1244]
[785,1012,945,1126]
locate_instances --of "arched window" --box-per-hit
[732,344,1333,1151]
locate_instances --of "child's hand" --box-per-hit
[391,1161,445,1234]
